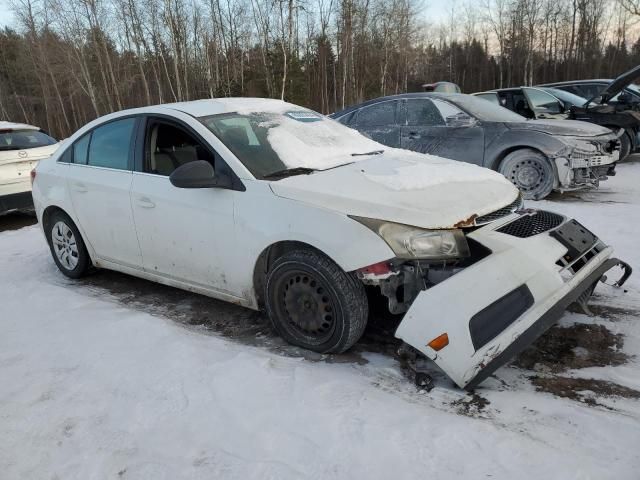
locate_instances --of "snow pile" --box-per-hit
[1,165,640,478]
[360,150,513,191]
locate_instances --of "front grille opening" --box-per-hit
[497,210,564,238]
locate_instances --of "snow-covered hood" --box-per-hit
[269,150,519,229]
[506,119,613,137]
[0,143,60,164]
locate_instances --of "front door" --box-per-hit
[130,118,240,296]
[66,117,142,268]
[523,88,567,119]
[400,98,485,166]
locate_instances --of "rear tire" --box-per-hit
[265,249,368,354]
[499,149,555,200]
[46,211,91,279]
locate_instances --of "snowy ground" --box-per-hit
[1,162,640,479]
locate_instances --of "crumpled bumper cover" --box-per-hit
[394,214,631,390]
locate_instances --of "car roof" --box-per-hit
[331,92,467,117]
[0,121,40,131]
[538,79,612,86]
[159,97,296,117]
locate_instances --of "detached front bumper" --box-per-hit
[394,211,631,390]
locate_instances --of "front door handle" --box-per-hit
[72,182,88,193]
[137,197,156,209]
[406,131,419,139]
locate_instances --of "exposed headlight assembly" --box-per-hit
[352,217,470,260]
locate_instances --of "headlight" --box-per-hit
[352,217,470,260]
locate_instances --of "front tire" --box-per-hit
[619,131,632,161]
[46,211,91,279]
[499,149,555,200]
[265,249,368,354]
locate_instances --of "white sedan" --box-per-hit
[0,121,59,214]
[31,98,630,389]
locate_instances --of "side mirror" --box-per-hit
[445,113,476,127]
[169,160,217,188]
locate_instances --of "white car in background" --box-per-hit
[31,98,631,389]
[0,121,59,214]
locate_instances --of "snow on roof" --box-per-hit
[0,121,39,131]
[164,97,296,117]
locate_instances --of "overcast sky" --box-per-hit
[0,0,453,29]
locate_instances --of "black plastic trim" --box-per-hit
[0,191,33,212]
[469,285,534,351]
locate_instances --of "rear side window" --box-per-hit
[87,118,136,170]
[355,101,397,127]
[73,133,90,165]
[406,99,444,126]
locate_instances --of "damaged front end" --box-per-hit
[354,210,631,390]
[553,134,619,192]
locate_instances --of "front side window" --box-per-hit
[524,88,562,113]
[199,109,384,179]
[146,122,215,176]
[355,101,397,127]
[87,118,136,170]
[0,129,56,151]
[474,93,500,106]
[406,99,445,126]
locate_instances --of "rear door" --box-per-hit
[65,117,143,268]
[351,100,401,147]
[400,98,485,165]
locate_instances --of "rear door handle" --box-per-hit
[72,182,88,193]
[137,197,155,209]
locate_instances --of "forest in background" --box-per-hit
[2,0,640,138]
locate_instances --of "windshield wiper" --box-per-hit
[0,146,23,151]
[351,150,384,157]
[262,167,317,180]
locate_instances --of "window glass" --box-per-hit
[432,99,465,121]
[58,146,72,163]
[524,88,561,112]
[474,93,500,106]
[147,122,215,176]
[73,133,91,164]
[406,99,444,126]
[0,129,56,150]
[199,110,384,179]
[87,118,135,170]
[355,101,397,126]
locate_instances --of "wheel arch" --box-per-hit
[41,205,94,263]
[252,240,332,309]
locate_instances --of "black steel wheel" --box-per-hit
[499,148,555,200]
[265,249,368,353]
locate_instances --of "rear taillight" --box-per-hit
[30,169,36,186]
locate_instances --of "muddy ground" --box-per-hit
[2,211,638,410]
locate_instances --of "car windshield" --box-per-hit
[199,109,383,179]
[0,129,57,151]
[449,94,527,122]
[541,87,588,107]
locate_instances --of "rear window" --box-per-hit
[0,129,57,151]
